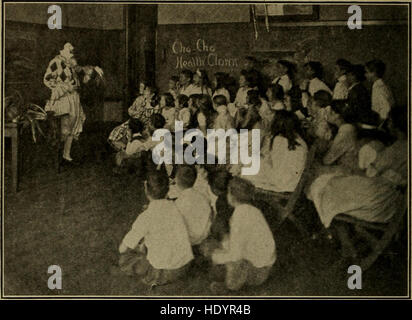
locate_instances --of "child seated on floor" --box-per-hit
[160,92,176,131]
[213,95,234,130]
[115,118,146,167]
[118,169,193,286]
[210,177,276,293]
[174,165,213,247]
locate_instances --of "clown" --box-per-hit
[43,42,103,163]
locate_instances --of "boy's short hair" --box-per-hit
[146,170,169,199]
[162,92,175,107]
[170,75,179,83]
[128,118,144,134]
[313,90,332,108]
[208,169,232,196]
[176,165,197,189]
[336,58,352,73]
[180,69,193,80]
[347,64,366,82]
[365,59,386,78]
[213,95,227,106]
[150,113,166,129]
[228,176,255,204]
[305,61,324,79]
[178,94,189,108]
[247,89,261,106]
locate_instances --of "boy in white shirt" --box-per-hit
[210,177,276,292]
[119,170,193,286]
[332,59,351,100]
[175,165,212,246]
[301,61,332,108]
[365,59,395,122]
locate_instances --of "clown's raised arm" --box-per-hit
[43,43,103,101]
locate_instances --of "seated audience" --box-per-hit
[308,105,406,230]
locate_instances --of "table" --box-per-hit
[5,114,64,193]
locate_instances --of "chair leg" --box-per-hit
[360,217,402,271]
[335,222,358,259]
[287,213,310,237]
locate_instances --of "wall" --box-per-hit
[156,4,409,106]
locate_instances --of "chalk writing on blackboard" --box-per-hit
[172,39,239,69]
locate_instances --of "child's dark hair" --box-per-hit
[271,110,302,151]
[150,94,160,108]
[162,92,175,108]
[336,58,352,74]
[214,72,228,90]
[189,94,202,109]
[330,100,357,124]
[267,84,284,101]
[195,69,210,87]
[208,169,232,196]
[240,69,257,88]
[313,90,332,108]
[278,60,296,80]
[180,69,193,80]
[128,118,144,135]
[146,169,169,199]
[150,113,166,129]
[145,84,158,96]
[228,176,255,204]
[198,95,215,127]
[178,94,189,108]
[170,75,179,83]
[213,95,227,106]
[365,59,386,78]
[305,61,324,79]
[247,89,262,107]
[176,165,197,189]
[347,64,366,82]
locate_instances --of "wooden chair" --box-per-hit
[253,143,317,235]
[333,189,407,271]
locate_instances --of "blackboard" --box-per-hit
[156,23,252,92]
[156,22,408,107]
